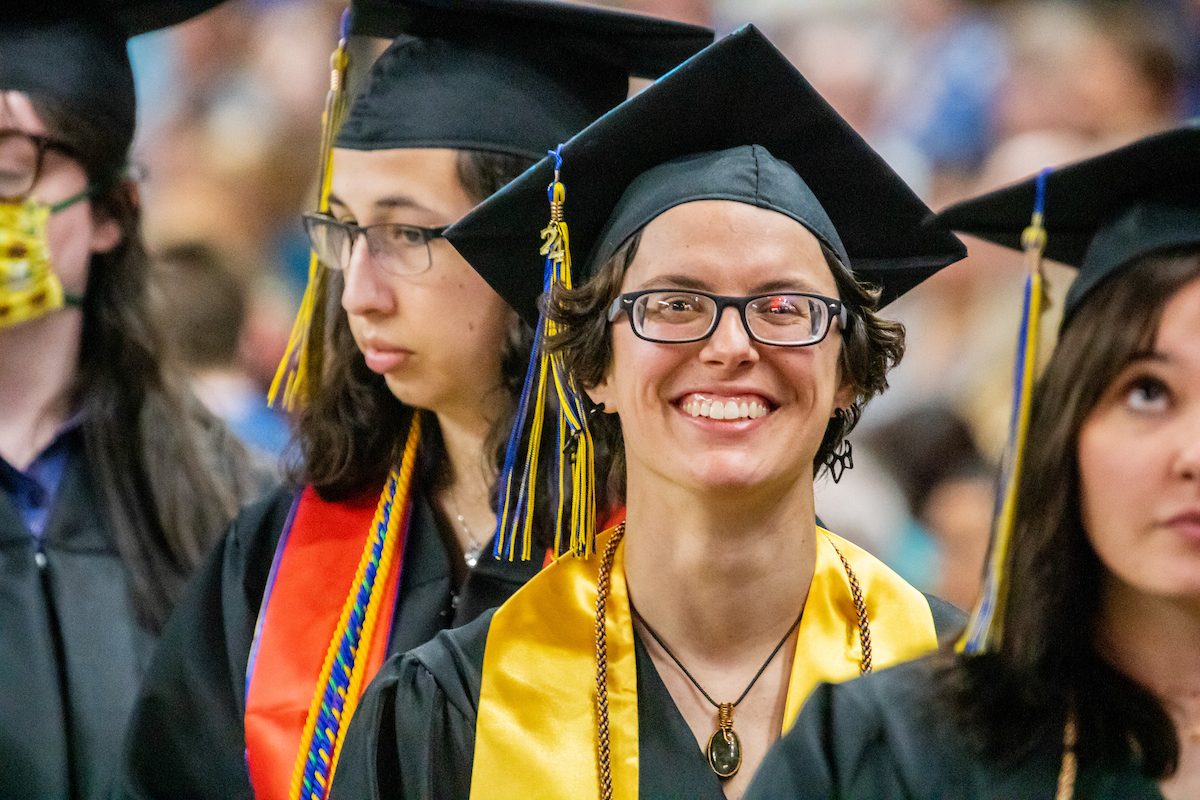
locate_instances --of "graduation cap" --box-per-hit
[0,2,228,157]
[269,0,712,409]
[447,24,968,327]
[335,0,713,158]
[938,123,1200,331]
[442,25,967,559]
[940,124,1200,655]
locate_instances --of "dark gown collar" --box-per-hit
[635,630,731,799]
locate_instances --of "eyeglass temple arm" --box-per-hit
[835,302,850,332]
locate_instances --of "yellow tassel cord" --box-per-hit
[958,195,1049,654]
[270,30,351,411]
[287,414,422,800]
[493,174,598,561]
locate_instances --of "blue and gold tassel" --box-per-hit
[270,10,352,410]
[494,146,598,561]
[958,169,1051,655]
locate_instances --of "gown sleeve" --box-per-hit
[116,487,295,799]
[744,657,1061,800]
[329,611,494,800]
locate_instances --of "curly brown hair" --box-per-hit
[546,219,905,504]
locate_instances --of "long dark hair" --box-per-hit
[940,250,1200,777]
[292,150,547,535]
[546,227,905,505]
[30,95,263,633]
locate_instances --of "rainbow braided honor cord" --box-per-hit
[289,414,422,799]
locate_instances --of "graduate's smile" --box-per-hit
[675,391,775,422]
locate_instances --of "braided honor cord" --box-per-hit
[594,523,625,800]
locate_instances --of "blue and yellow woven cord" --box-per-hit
[289,414,422,800]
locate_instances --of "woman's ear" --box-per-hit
[89,182,135,255]
[89,213,122,255]
[833,378,857,416]
[585,375,617,414]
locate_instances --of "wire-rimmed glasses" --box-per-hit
[607,289,849,346]
[302,212,448,275]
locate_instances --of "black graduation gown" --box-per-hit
[744,656,1167,800]
[325,599,965,800]
[0,456,157,800]
[116,484,540,799]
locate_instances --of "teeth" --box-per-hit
[683,396,769,421]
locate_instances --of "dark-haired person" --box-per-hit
[746,124,1200,800]
[0,7,271,798]
[329,27,965,800]
[117,3,710,799]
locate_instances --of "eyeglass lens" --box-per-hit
[0,133,41,200]
[305,215,434,275]
[632,291,832,345]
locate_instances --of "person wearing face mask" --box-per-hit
[328,27,967,800]
[117,3,710,799]
[746,125,1200,800]
[0,5,271,798]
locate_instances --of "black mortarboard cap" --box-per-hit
[334,0,713,159]
[443,25,967,326]
[937,123,1200,329]
[0,3,227,155]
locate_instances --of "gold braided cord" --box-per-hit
[594,523,625,800]
[1055,706,1078,800]
[830,543,873,674]
[270,35,351,410]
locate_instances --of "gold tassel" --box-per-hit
[270,21,351,411]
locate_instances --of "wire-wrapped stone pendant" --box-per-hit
[707,702,741,778]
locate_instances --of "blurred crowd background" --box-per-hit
[126,0,1200,611]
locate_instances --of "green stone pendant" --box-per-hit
[707,715,742,778]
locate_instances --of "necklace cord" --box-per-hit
[629,601,804,709]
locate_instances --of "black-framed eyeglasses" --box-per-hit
[302,212,448,275]
[607,289,849,346]
[0,131,78,202]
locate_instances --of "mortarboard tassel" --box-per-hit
[958,169,1051,655]
[493,146,598,561]
[270,10,353,411]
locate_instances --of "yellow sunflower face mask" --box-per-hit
[0,189,88,329]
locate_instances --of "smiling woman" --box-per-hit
[747,125,1200,800]
[327,26,967,800]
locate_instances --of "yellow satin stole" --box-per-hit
[471,526,939,799]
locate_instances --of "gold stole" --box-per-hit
[471,525,939,799]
